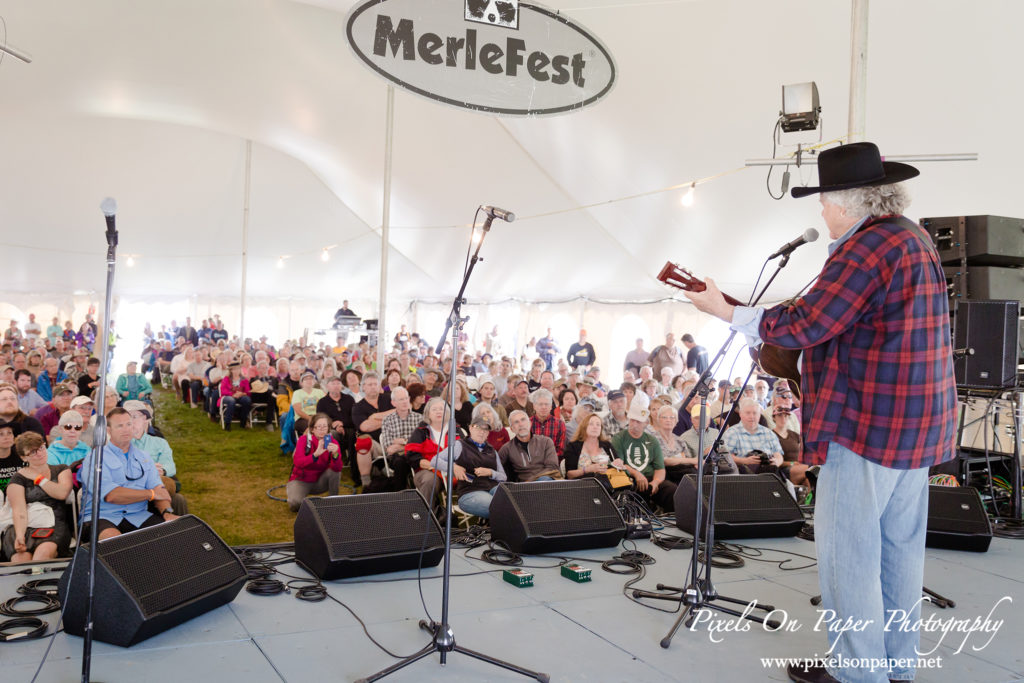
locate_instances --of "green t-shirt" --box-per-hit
[292,388,326,417]
[611,430,664,478]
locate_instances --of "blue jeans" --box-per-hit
[222,395,252,424]
[457,488,495,518]
[815,442,929,683]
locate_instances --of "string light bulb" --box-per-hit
[680,182,696,207]
[321,247,330,262]
[277,256,286,269]
[126,256,135,267]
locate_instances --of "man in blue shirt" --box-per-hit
[80,407,178,540]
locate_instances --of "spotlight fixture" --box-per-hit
[780,82,820,133]
[680,183,695,207]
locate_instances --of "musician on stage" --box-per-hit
[686,142,956,683]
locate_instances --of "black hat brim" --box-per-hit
[790,161,920,199]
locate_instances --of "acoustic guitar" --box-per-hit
[657,262,802,396]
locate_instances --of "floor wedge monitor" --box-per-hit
[675,474,804,540]
[926,485,992,553]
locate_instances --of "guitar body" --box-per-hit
[657,262,802,396]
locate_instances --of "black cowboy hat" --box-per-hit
[791,142,919,198]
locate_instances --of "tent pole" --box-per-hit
[848,0,869,142]
[240,139,252,341]
[378,85,395,371]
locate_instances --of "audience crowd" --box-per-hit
[1,313,807,563]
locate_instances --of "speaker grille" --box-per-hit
[710,476,802,523]
[927,486,991,535]
[306,492,444,560]
[498,480,623,534]
[98,516,244,617]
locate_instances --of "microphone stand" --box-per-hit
[635,252,798,648]
[81,199,119,682]
[357,214,547,683]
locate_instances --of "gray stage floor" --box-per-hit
[2,531,1022,682]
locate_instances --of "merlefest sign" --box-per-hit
[346,0,617,116]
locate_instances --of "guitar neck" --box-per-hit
[657,262,747,308]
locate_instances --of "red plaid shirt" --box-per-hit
[530,413,566,458]
[759,216,957,469]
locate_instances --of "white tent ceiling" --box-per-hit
[0,0,1021,311]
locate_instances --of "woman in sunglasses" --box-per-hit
[1,431,73,563]
[46,411,90,466]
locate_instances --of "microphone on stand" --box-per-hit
[481,205,515,222]
[768,228,818,260]
[100,197,118,249]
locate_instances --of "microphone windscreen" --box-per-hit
[803,228,820,243]
[100,197,118,217]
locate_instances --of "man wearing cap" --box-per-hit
[35,357,68,402]
[291,370,325,435]
[686,142,956,683]
[566,329,596,372]
[499,379,534,418]
[33,381,76,439]
[80,407,178,540]
[601,390,630,438]
[611,400,676,511]
[763,379,800,434]
[47,410,89,466]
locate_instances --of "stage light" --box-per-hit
[780,82,820,133]
[680,183,695,207]
[321,248,330,262]
[277,256,286,269]
[126,256,135,267]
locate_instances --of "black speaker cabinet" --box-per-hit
[58,515,246,647]
[953,299,1020,388]
[923,215,1024,267]
[926,485,992,552]
[294,491,444,579]
[675,474,804,540]
[489,479,626,554]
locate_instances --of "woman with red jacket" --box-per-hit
[286,413,344,512]
[404,397,451,506]
[219,361,252,430]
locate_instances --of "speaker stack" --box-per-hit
[674,474,804,540]
[58,515,247,647]
[490,479,626,554]
[294,490,444,579]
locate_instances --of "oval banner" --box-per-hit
[346,0,616,117]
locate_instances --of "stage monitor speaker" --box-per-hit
[675,474,804,540]
[294,491,444,580]
[953,299,1020,388]
[58,515,246,647]
[926,485,992,553]
[489,479,626,554]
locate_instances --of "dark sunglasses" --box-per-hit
[62,424,84,431]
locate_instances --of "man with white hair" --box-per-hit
[722,398,784,473]
[687,142,957,683]
[529,389,565,459]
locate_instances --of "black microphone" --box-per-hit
[481,205,515,222]
[768,228,818,260]
[100,197,118,248]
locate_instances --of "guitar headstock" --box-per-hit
[657,262,706,293]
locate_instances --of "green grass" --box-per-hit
[153,388,355,546]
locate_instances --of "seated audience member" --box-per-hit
[439,415,508,520]
[754,379,771,409]
[406,382,427,414]
[770,403,808,486]
[291,370,325,435]
[181,352,209,407]
[405,397,451,504]
[79,408,178,540]
[1,431,74,562]
[351,372,394,444]
[171,346,195,400]
[421,369,443,398]
[0,383,46,437]
[379,387,420,463]
[500,409,560,482]
[219,361,253,429]
[1,421,22,493]
[475,377,508,425]
[47,411,89,466]
[601,389,629,438]
[35,357,67,402]
[564,412,624,492]
[451,378,474,432]
[116,361,154,404]
[52,395,96,447]
[76,357,104,399]
[124,401,182,500]
[611,400,676,511]
[15,369,47,415]
[340,368,363,402]
[34,381,76,440]
[499,379,534,418]
[722,398,785,476]
[205,352,231,417]
[650,404,699,483]
[762,379,800,433]
[679,404,738,475]
[317,375,355,459]
[529,389,565,459]
[555,387,577,424]
[565,396,599,440]
[249,359,280,427]
[286,413,345,512]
